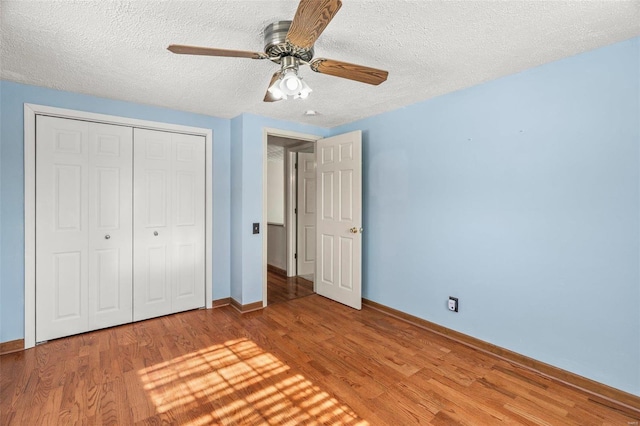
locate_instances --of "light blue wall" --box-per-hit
[332,37,640,395]
[233,113,329,304]
[0,81,232,342]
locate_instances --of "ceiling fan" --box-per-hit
[167,0,389,102]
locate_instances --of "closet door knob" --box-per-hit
[154,231,159,236]
[105,235,111,240]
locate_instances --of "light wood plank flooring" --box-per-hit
[267,270,314,306]
[1,295,638,425]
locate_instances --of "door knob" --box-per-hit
[349,227,358,234]
[105,234,111,240]
[360,227,364,234]
[154,231,159,236]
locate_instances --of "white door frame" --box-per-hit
[285,149,298,277]
[24,103,214,349]
[262,128,320,307]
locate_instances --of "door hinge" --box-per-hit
[294,208,297,214]
[295,162,298,169]
[294,253,297,259]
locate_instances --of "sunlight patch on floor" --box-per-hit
[138,338,368,425]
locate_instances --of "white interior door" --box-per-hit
[36,116,133,341]
[133,128,205,321]
[297,152,316,277]
[315,131,362,309]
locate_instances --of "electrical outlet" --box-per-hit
[448,297,459,312]
[252,223,260,234]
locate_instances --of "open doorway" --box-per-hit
[263,129,364,310]
[264,130,320,306]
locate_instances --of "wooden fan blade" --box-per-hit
[310,58,388,85]
[287,0,342,50]
[264,72,283,102]
[167,44,267,59]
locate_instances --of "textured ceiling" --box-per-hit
[1,1,639,127]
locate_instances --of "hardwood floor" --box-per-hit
[1,295,638,425]
[267,270,314,306]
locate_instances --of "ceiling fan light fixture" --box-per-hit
[294,78,312,99]
[281,70,301,93]
[268,66,312,100]
[267,83,284,100]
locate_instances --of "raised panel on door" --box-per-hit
[133,128,173,321]
[320,234,334,285]
[93,249,121,310]
[315,131,362,310]
[339,237,353,290]
[88,123,133,329]
[52,252,83,318]
[147,245,169,300]
[171,133,206,313]
[319,169,335,290]
[36,116,90,341]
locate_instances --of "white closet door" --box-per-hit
[36,116,90,341]
[133,129,173,320]
[133,129,205,321]
[88,123,134,330]
[36,116,133,342]
[171,132,206,312]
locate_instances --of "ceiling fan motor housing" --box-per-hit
[264,20,314,62]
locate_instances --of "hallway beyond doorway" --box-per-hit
[267,270,314,306]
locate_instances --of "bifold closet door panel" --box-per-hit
[88,122,134,330]
[170,132,206,313]
[36,116,90,341]
[133,129,173,321]
[36,116,133,342]
[133,128,205,321]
